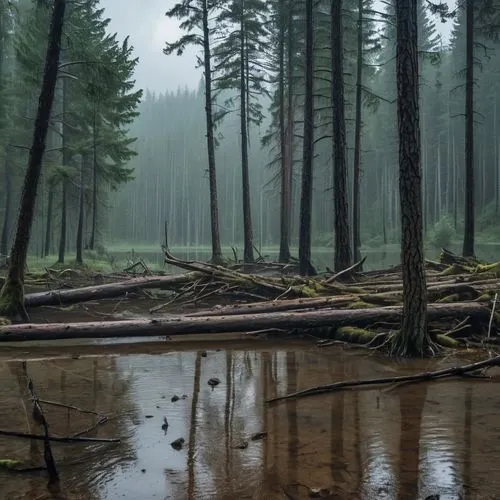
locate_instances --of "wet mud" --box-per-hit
[0,340,499,499]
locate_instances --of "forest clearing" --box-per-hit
[2,0,500,498]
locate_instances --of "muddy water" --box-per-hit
[0,343,499,499]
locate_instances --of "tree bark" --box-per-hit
[240,4,254,263]
[44,185,54,257]
[0,302,490,342]
[0,159,12,258]
[57,74,69,264]
[24,273,195,308]
[352,0,363,267]
[89,105,98,250]
[202,0,223,265]
[392,0,431,356]
[75,155,85,265]
[0,0,66,319]
[278,0,291,263]
[299,0,315,276]
[463,0,475,257]
[331,0,351,272]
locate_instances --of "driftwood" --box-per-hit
[0,302,491,342]
[267,353,500,403]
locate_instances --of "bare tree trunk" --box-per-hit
[352,0,363,267]
[463,0,475,257]
[202,0,223,264]
[278,0,291,263]
[299,0,315,276]
[239,6,254,263]
[0,159,12,258]
[0,0,66,319]
[44,185,54,257]
[331,0,351,272]
[391,0,431,356]
[89,106,98,250]
[75,155,85,265]
[57,74,69,264]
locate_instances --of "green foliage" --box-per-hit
[428,216,456,249]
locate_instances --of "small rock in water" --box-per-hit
[201,351,207,357]
[141,469,146,473]
[162,416,169,431]
[250,431,267,441]
[171,395,180,402]
[145,415,154,419]
[232,440,248,450]
[181,394,188,399]
[424,496,440,500]
[207,377,221,390]
[170,437,185,451]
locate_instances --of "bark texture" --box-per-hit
[463,0,475,257]
[392,0,431,356]
[331,0,351,272]
[202,0,223,265]
[299,0,315,276]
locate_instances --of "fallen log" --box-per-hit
[24,273,195,307]
[0,302,492,342]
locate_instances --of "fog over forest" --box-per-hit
[0,0,498,274]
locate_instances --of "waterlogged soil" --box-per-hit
[0,339,499,500]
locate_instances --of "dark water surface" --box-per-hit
[0,342,499,499]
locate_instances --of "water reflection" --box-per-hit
[0,346,499,499]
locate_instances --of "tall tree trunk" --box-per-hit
[202,0,223,265]
[44,185,54,257]
[89,106,98,250]
[463,0,475,257]
[240,7,254,263]
[57,179,67,263]
[0,0,66,319]
[75,155,85,265]
[0,159,12,258]
[352,0,363,267]
[278,0,291,263]
[331,0,351,272]
[299,0,315,276]
[57,74,70,263]
[392,0,430,357]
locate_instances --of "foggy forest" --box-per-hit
[2,0,499,271]
[3,1,500,497]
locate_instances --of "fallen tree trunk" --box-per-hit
[24,273,195,307]
[0,302,492,342]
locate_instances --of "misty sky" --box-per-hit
[101,0,457,94]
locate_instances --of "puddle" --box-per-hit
[0,343,499,499]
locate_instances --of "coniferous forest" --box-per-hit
[4,3,500,496]
[0,0,499,270]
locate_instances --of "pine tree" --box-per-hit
[0,0,66,319]
[165,0,224,264]
[213,0,269,263]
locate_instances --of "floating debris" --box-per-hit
[207,377,221,390]
[171,395,180,402]
[250,431,267,441]
[170,437,185,451]
[145,415,154,419]
[162,416,169,431]
[201,351,207,357]
[232,441,248,450]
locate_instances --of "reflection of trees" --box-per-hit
[1,356,137,499]
[397,383,428,500]
[286,351,298,496]
[187,351,201,500]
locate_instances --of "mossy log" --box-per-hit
[0,302,492,342]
